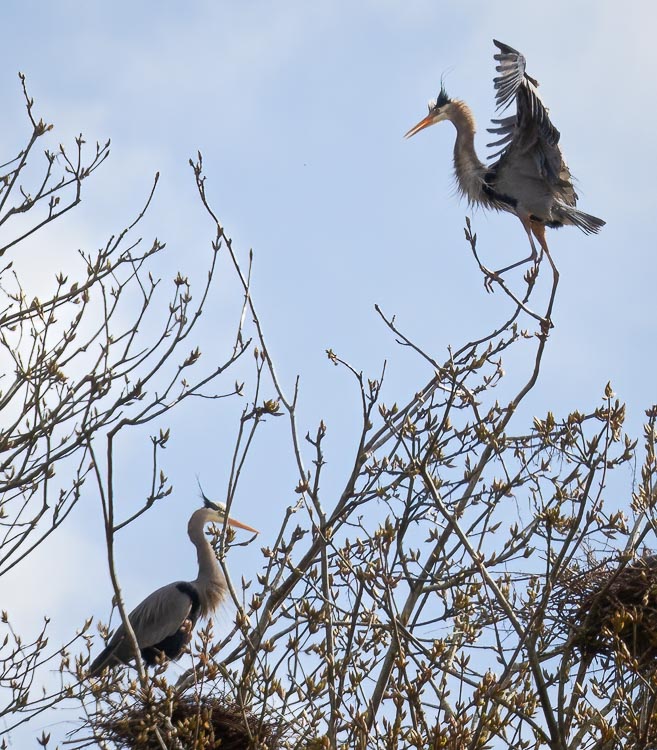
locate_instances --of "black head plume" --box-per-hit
[197,478,221,512]
[203,496,222,512]
[428,80,451,113]
[435,81,450,108]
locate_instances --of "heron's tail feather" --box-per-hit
[88,643,120,677]
[556,203,606,234]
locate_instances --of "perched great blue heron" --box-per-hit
[405,40,605,274]
[89,498,258,676]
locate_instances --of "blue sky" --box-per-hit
[1,1,655,742]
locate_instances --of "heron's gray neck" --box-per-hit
[449,100,486,204]
[188,512,226,618]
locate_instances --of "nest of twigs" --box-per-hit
[558,554,657,667]
[97,692,283,750]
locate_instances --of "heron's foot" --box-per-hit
[482,267,502,293]
[524,262,540,285]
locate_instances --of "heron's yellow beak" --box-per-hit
[226,515,259,534]
[404,112,442,139]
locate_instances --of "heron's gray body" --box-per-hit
[89,502,254,677]
[89,581,201,674]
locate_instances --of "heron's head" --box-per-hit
[201,494,259,534]
[404,83,453,138]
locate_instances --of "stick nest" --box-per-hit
[558,553,657,667]
[96,692,283,750]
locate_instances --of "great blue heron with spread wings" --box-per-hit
[405,40,605,276]
[89,498,258,676]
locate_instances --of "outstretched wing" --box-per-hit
[89,582,195,675]
[487,40,577,206]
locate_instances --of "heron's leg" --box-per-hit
[489,216,538,279]
[483,216,538,291]
[530,222,556,278]
[491,253,537,277]
[531,221,559,333]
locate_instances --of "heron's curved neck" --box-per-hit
[188,510,226,618]
[448,100,486,202]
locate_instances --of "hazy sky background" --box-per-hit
[1,1,655,743]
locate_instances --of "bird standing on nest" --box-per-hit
[405,40,605,280]
[89,498,258,676]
